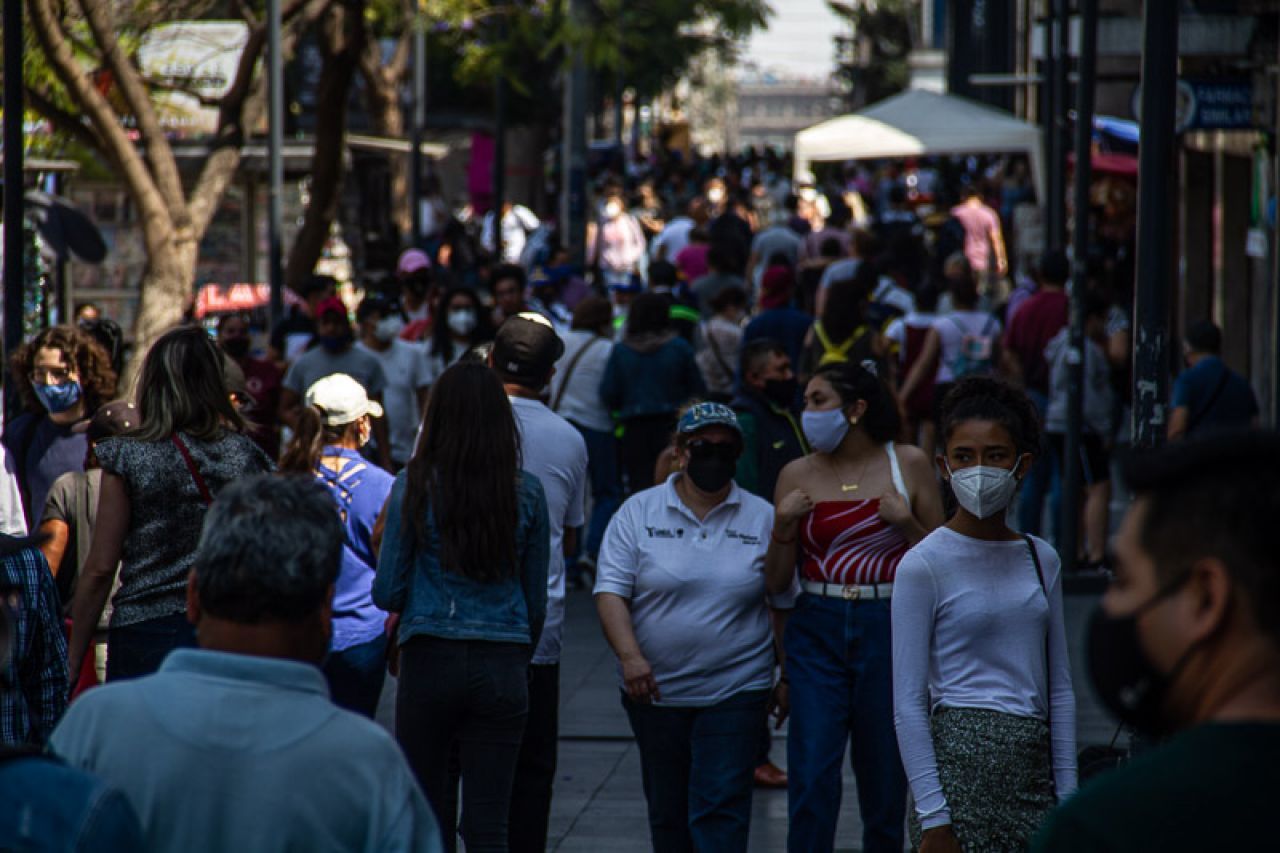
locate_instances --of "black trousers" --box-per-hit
[509,662,560,853]
[396,636,531,853]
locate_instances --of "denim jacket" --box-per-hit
[0,750,145,851]
[374,470,549,647]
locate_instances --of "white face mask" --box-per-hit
[948,464,1021,520]
[447,309,477,337]
[604,200,623,219]
[374,316,403,343]
[802,408,850,455]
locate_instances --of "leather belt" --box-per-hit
[801,579,894,601]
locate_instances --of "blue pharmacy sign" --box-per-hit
[1131,79,1255,133]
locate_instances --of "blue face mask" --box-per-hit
[317,334,350,353]
[33,380,83,414]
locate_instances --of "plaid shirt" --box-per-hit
[1,541,68,746]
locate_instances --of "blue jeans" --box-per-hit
[107,612,197,682]
[1017,390,1062,540]
[323,633,388,718]
[571,422,621,561]
[623,688,768,853]
[785,595,905,853]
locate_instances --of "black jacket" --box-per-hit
[731,387,808,503]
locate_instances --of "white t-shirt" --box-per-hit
[547,330,614,434]
[650,216,694,261]
[356,340,429,465]
[422,343,469,387]
[509,396,588,665]
[932,310,1003,384]
[891,527,1078,830]
[594,476,776,706]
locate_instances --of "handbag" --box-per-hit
[1024,535,1128,785]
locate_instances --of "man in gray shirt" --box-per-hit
[280,295,392,468]
[50,475,443,853]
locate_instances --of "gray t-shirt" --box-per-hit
[594,476,775,706]
[95,432,273,627]
[283,346,387,400]
[40,469,119,624]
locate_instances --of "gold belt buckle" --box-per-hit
[842,584,862,601]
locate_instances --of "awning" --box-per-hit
[794,89,1046,200]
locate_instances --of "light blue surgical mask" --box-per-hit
[32,380,83,414]
[802,407,850,454]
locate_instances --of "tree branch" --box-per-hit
[74,0,187,218]
[386,0,414,80]
[25,0,169,228]
[24,84,107,155]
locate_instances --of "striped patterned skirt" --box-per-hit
[908,707,1057,852]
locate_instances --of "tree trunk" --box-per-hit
[367,78,410,238]
[285,0,366,289]
[127,219,200,388]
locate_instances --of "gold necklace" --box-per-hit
[835,457,870,493]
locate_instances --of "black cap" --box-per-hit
[492,312,564,385]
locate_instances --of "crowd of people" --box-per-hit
[0,147,1274,853]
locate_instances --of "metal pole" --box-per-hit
[561,0,589,268]
[268,0,285,328]
[1061,0,1097,574]
[3,0,26,398]
[1041,2,1059,250]
[1131,1,1179,449]
[1048,0,1069,251]
[409,22,426,246]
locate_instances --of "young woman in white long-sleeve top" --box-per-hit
[891,377,1077,852]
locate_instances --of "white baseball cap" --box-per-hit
[304,373,384,426]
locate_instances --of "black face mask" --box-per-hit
[762,377,798,409]
[686,443,738,493]
[1086,577,1200,738]
[221,338,251,359]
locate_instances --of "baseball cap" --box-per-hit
[75,400,139,442]
[315,296,349,321]
[492,312,565,383]
[305,374,384,426]
[677,401,742,438]
[396,249,431,277]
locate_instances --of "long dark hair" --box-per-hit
[430,287,493,362]
[133,326,246,442]
[814,360,900,444]
[279,405,357,474]
[403,360,521,581]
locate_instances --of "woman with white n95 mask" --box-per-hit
[891,376,1078,853]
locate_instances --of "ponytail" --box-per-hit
[280,405,332,473]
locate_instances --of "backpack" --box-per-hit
[949,315,999,378]
[814,321,871,369]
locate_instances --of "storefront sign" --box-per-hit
[1131,79,1255,133]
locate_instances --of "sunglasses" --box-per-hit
[687,439,739,461]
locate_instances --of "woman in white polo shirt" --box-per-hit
[595,402,781,853]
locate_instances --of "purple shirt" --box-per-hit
[316,447,395,651]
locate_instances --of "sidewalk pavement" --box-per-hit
[379,585,1118,852]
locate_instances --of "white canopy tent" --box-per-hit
[793,89,1046,200]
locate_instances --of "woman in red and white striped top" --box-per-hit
[765,360,943,853]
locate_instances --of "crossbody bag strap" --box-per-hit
[171,434,214,506]
[1023,533,1055,789]
[551,336,604,413]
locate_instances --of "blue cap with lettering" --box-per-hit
[677,401,741,437]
